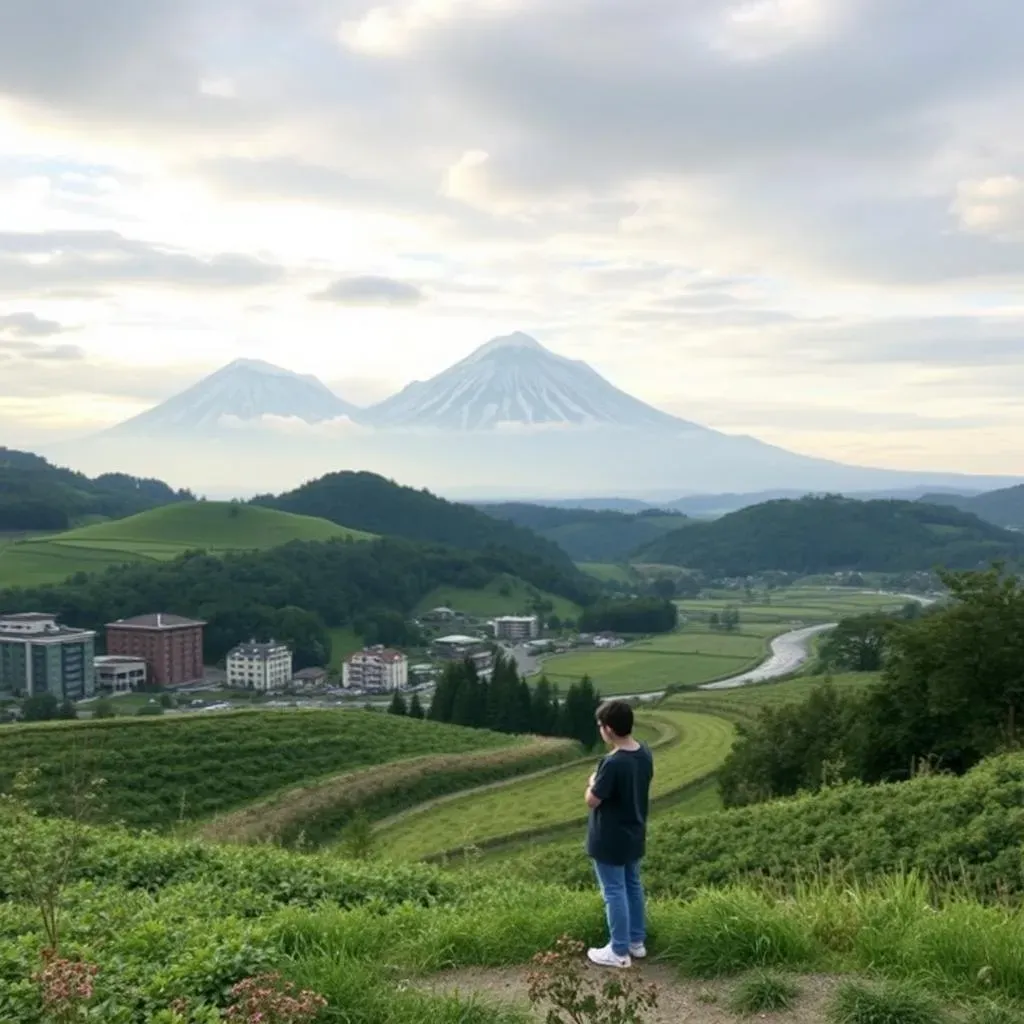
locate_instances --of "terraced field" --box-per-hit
[372,709,735,860]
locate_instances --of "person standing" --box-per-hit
[584,699,654,968]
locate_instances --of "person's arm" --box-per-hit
[586,759,615,809]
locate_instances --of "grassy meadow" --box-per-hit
[0,502,374,587]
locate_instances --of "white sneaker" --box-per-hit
[629,943,647,959]
[587,944,631,969]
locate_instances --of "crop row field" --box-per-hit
[198,735,580,848]
[0,709,515,829]
[372,709,735,861]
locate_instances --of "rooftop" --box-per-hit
[1,612,58,622]
[347,647,405,663]
[229,640,291,659]
[107,613,207,629]
[434,634,485,646]
[94,655,147,666]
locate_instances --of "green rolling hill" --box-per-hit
[0,502,373,587]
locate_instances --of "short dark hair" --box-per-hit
[596,700,634,738]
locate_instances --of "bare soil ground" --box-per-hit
[426,964,844,1024]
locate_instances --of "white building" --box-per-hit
[343,646,409,691]
[492,615,540,642]
[226,640,293,692]
[94,655,147,694]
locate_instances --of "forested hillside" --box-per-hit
[0,535,590,666]
[477,501,686,560]
[0,447,192,530]
[638,494,1023,573]
[920,483,1024,529]
[255,472,587,581]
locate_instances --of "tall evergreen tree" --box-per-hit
[387,691,407,716]
[530,676,557,735]
[408,692,425,719]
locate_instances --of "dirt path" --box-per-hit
[426,964,841,1024]
[372,714,679,834]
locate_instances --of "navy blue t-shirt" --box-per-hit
[585,744,654,865]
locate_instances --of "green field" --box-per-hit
[373,709,735,860]
[677,587,909,626]
[415,573,581,621]
[576,561,635,583]
[0,709,514,829]
[0,502,374,587]
[328,626,365,670]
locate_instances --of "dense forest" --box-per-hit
[0,448,192,530]
[637,495,1024,574]
[254,472,586,588]
[0,536,591,667]
[477,502,686,561]
[920,483,1024,530]
[719,567,1024,805]
[425,652,601,748]
[579,597,678,634]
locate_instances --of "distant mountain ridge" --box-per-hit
[636,495,1024,574]
[59,333,1023,497]
[919,485,1024,530]
[477,502,687,562]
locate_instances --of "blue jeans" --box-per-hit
[593,860,646,957]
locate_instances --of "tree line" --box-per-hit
[719,567,1024,806]
[579,597,678,634]
[0,536,584,670]
[412,652,602,749]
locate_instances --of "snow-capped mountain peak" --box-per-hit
[363,332,698,432]
[105,358,356,438]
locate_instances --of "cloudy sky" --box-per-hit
[2,0,1024,474]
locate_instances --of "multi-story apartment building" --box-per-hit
[226,640,293,692]
[492,615,540,642]
[0,612,96,701]
[343,646,409,691]
[93,655,147,694]
[105,613,205,687]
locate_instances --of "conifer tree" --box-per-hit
[387,690,407,716]
[408,692,425,719]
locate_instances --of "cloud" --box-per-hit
[218,413,370,437]
[0,231,285,294]
[953,176,1024,241]
[311,275,426,307]
[0,312,69,338]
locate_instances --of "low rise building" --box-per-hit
[0,612,96,701]
[343,646,409,691]
[292,666,328,689]
[106,613,205,687]
[94,655,147,694]
[492,615,540,642]
[226,640,293,692]
[431,634,494,678]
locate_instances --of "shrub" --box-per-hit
[827,980,946,1024]
[728,971,801,1015]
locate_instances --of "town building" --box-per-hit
[292,666,328,689]
[106,613,205,687]
[94,655,147,694]
[492,615,540,642]
[226,640,293,692]
[431,634,494,678]
[0,612,96,701]
[343,646,409,691]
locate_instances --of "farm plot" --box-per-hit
[539,648,755,695]
[372,709,735,861]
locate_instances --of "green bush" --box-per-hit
[728,971,802,1015]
